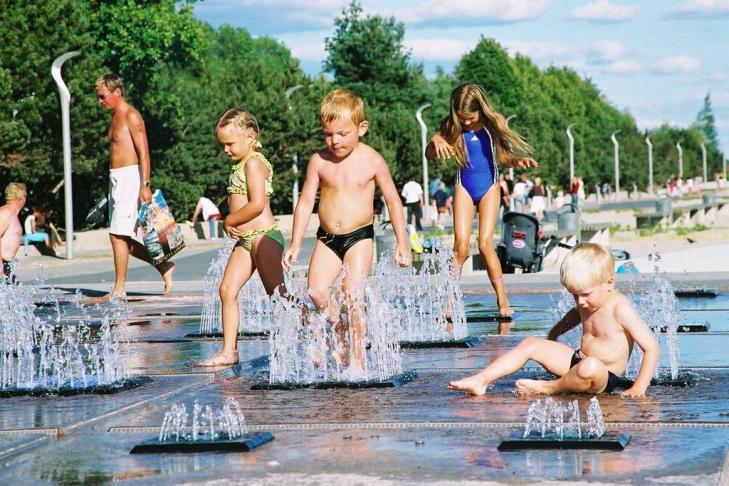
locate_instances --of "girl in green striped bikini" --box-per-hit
[198,109,285,366]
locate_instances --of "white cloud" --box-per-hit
[651,55,701,74]
[569,0,638,23]
[382,0,551,24]
[586,40,629,64]
[674,0,729,17]
[604,59,641,73]
[404,38,475,61]
[502,40,574,60]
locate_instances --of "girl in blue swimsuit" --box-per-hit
[426,84,537,317]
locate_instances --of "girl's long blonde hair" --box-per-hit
[440,83,532,168]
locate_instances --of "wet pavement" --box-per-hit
[1,283,729,484]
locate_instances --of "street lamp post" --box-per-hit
[51,50,81,260]
[416,103,432,215]
[611,130,621,201]
[700,142,707,188]
[285,85,304,212]
[646,135,654,195]
[506,115,517,181]
[676,140,683,179]
[566,124,576,185]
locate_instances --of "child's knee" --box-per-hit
[453,240,470,260]
[308,286,330,309]
[478,240,495,256]
[575,357,604,379]
[219,282,237,301]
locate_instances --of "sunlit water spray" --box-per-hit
[0,273,131,392]
[199,239,273,335]
[373,246,467,342]
[523,396,605,440]
[630,251,681,380]
[158,398,247,442]
[267,269,403,384]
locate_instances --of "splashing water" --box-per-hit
[267,270,403,384]
[0,274,131,391]
[158,398,247,442]
[373,245,467,342]
[630,251,681,380]
[550,289,581,350]
[523,397,605,440]
[199,238,273,334]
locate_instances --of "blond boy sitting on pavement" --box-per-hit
[448,243,659,398]
[283,89,411,374]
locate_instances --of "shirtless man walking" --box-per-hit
[96,73,174,299]
[0,183,27,284]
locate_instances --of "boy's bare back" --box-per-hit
[312,143,385,234]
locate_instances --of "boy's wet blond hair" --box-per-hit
[5,182,26,202]
[320,89,365,126]
[95,73,124,96]
[560,243,615,291]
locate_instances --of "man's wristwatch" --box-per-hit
[143,180,152,188]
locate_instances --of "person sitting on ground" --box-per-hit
[448,242,659,397]
[283,89,411,374]
[189,196,222,240]
[0,182,27,284]
[23,206,62,256]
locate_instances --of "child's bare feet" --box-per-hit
[157,262,175,294]
[498,303,514,318]
[447,375,488,396]
[197,351,239,366]
[515,379,553,395]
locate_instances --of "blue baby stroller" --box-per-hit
[496,212,547,273]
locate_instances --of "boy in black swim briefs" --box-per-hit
[448,243,659,398]
[283,89,410,374]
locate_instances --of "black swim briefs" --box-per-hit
[316,224,375,260]
[570,350,619,393]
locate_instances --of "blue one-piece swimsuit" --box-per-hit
[457,128,498,204]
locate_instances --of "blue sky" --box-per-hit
[194,0,729,154]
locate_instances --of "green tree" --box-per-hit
[88,0,206,99]
[694,93,720,151]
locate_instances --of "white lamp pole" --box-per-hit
[566,124,576,185]
[611,130,621,201]
[676,140,683,179]
[505,114,517,181]
[51,50,81,260]
[646,135,654,195]
[285,85,304,212]
[700,142,707,188]
[416,103,432,213]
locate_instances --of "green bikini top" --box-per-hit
[227,151,274,196]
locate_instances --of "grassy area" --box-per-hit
[675,224,708,236]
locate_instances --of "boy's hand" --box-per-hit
[223,217,241,238]
[431,134,454,160]
[620,386,647,398]
[394,242,411,267]
[282,246,300,272]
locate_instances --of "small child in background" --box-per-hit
[448,243,659,398]
[283,89,411,374]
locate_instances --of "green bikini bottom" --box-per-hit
[239,223,285,252]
